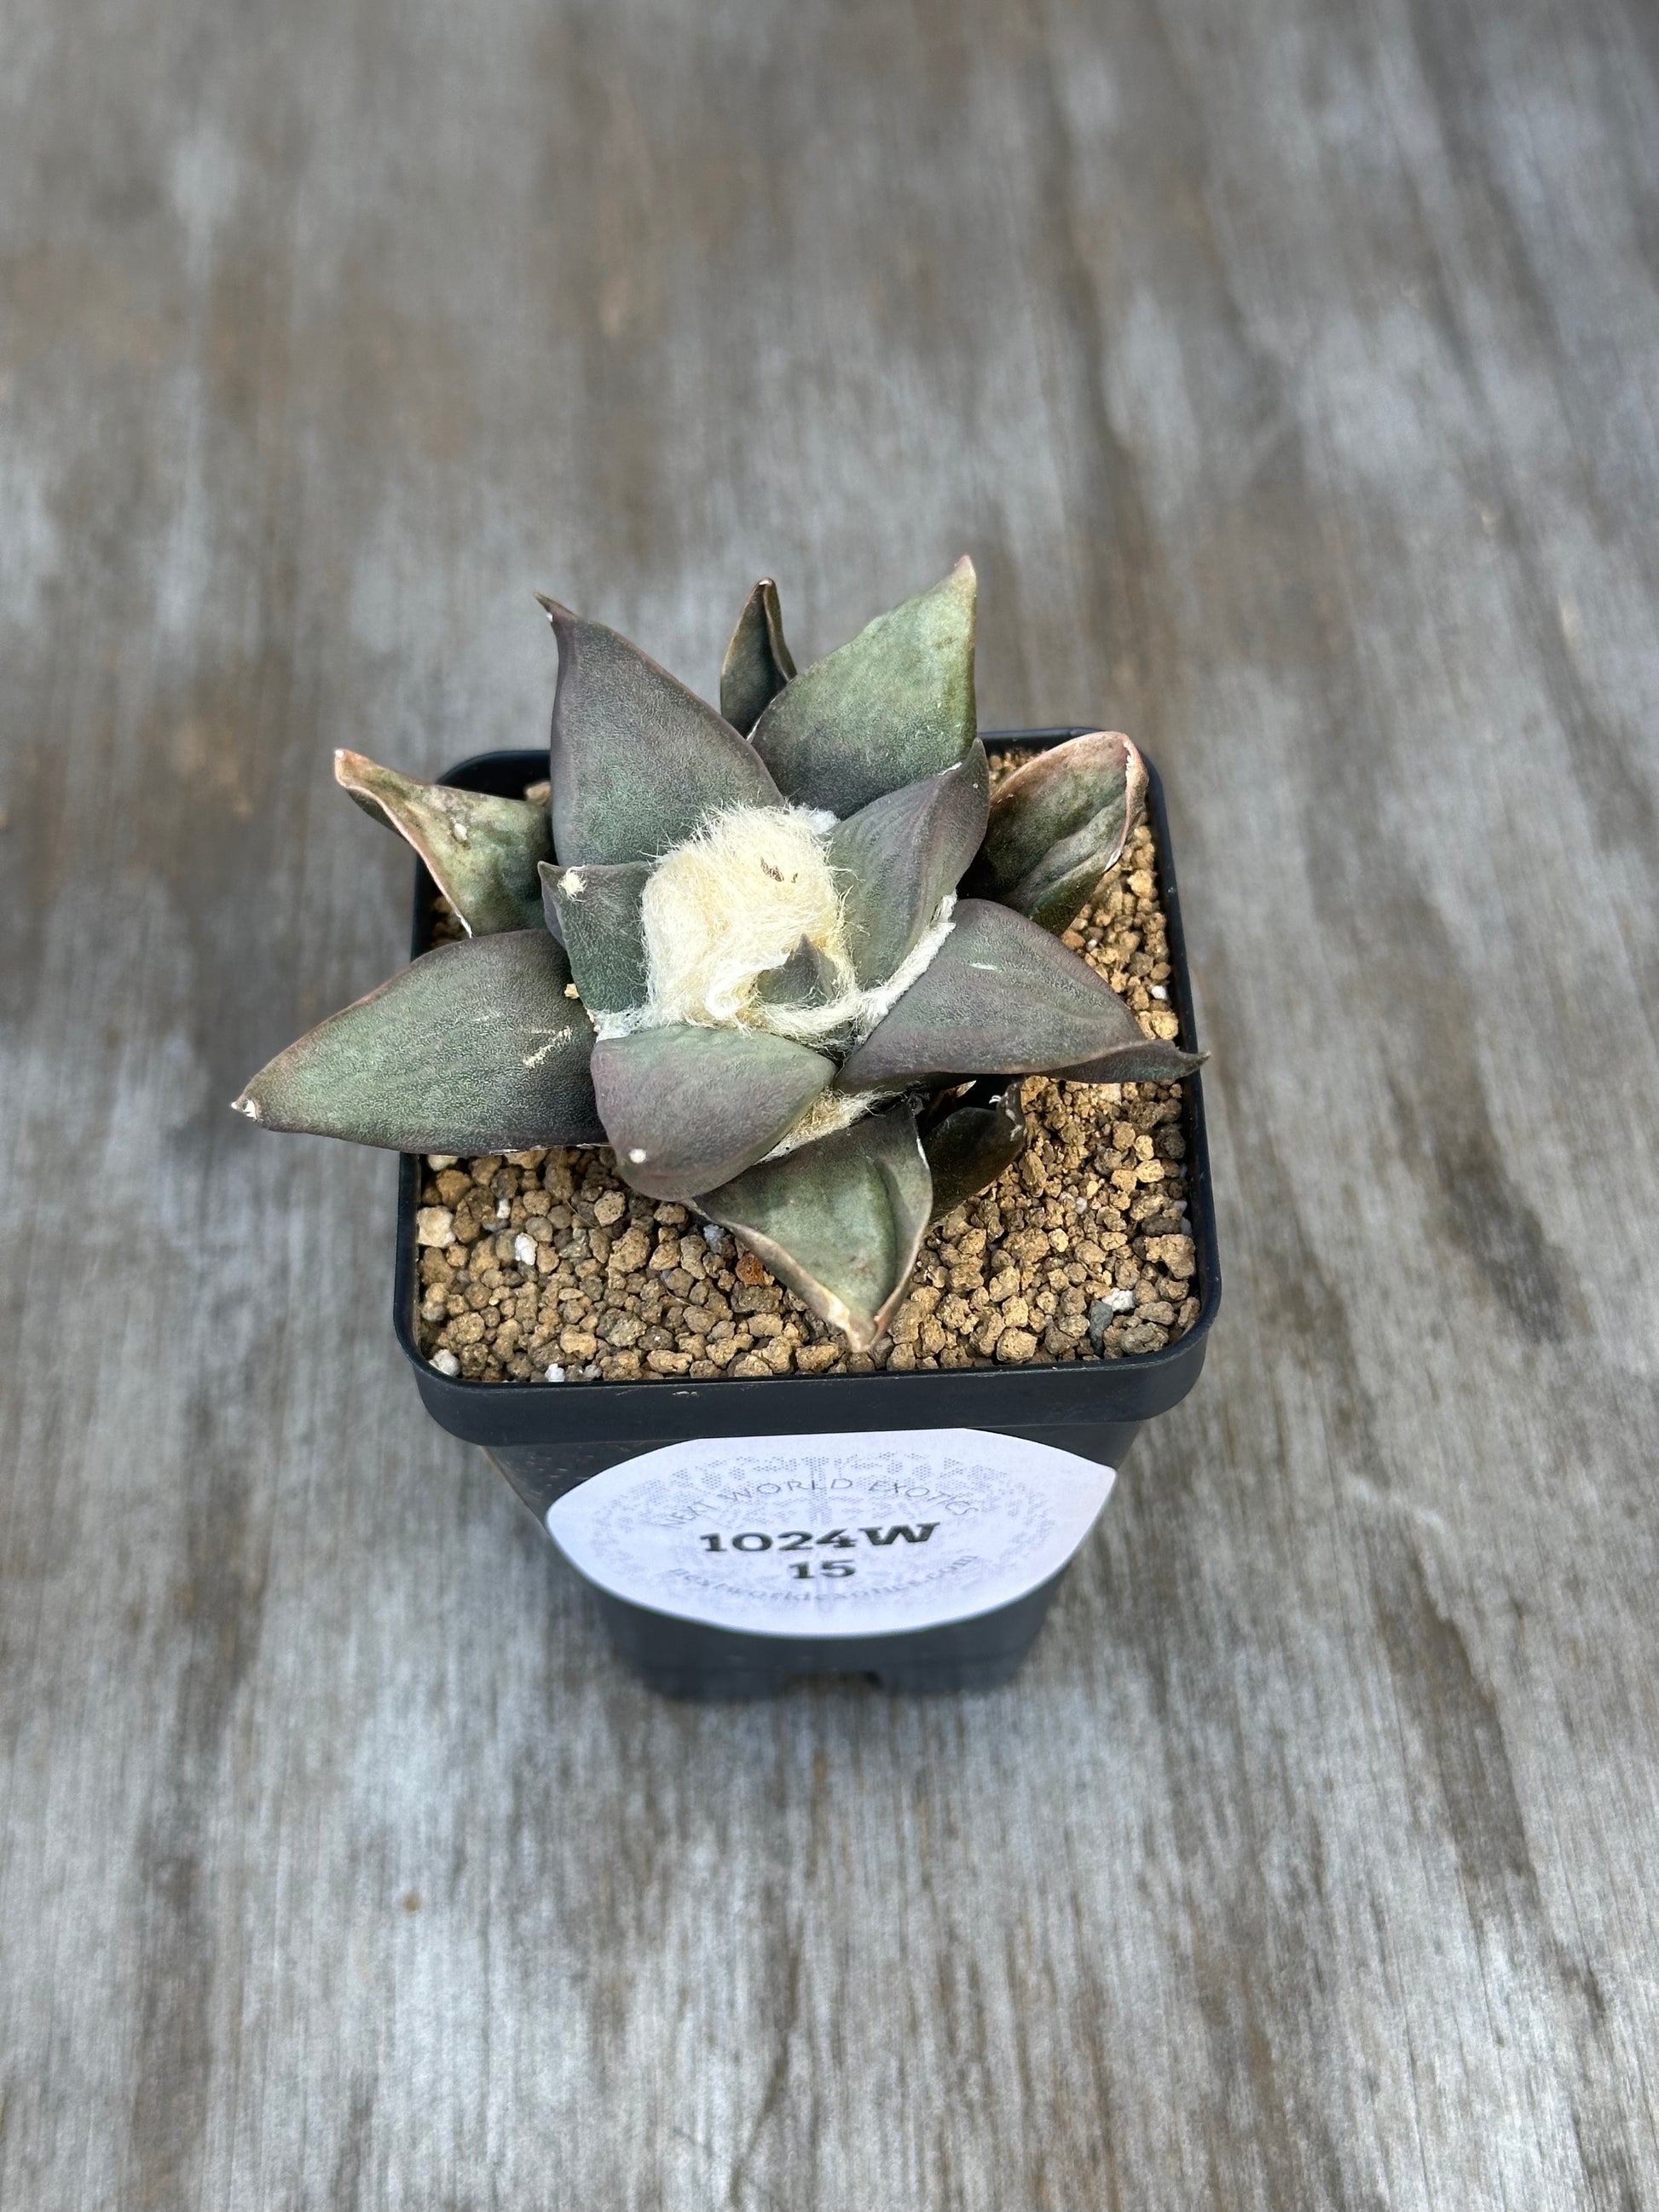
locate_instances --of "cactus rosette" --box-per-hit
[235,562,1202,1352]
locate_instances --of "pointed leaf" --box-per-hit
[538,597,779,865]
[591,1025,833,1199]
[753,933,841,1012]
[539,859,651,1014]
[964,731,1147,934]
[921,1078,1029,1220]
[839,900,1204,1089]
[335,750,552,934]
[233,932,604,1152]
[749,557,978,817]
[827,748,988,986]
[699,1104,932,1352]
[720,578,796,736]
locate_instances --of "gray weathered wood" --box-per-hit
[3,0,1656,2203]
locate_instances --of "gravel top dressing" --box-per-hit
[414,789,1200,1388]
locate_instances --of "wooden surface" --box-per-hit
[3,0,1656,2203]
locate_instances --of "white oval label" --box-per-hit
[545,1428,1116,1637]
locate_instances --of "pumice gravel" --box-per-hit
[415,807,1199,1385]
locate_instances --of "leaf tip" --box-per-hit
[230,1092,262,1122]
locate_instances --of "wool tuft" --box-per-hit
[638,806,858,1042]
[592,803,957,1054]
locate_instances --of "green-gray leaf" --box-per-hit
[335,750,552,934]
[538,596,780,866]
[698,1104,932,1352]
[963,731,1147,934]
[838,899,1204,1089]
[753,933,841,1012]
[828,748,988,986]
[591,1025,834,1200]
[233,931,604,1152]
[921,1079,1029,1220]
[720,578,796,736]
[539,859,651,1014]
[749,557,978,817]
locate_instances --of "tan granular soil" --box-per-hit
[416,795,1200,1384]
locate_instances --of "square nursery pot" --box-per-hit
[396,732,1220,1695]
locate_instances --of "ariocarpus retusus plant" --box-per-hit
[235,561,1201,1349]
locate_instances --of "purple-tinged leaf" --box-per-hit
[699,1104,932,1351]
[827,748,988,986]
[754,933,841,1012]
[749,558,978,817]
[335,750,552,934]
[921,1078,1028,1220]
[720,578,796,736]
[838,900,1203,1089]
[591,1025,833,1200]
[538,597,779,866]
[964,731,1147,935]
[233,932,603,1152]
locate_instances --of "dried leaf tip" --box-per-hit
[231,1094,261,1120]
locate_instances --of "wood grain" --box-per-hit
[3,0,1656,2203]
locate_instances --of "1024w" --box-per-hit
[697,1525,938,1578]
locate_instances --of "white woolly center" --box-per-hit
[635,805,852,1042]
[594,804,957,1059]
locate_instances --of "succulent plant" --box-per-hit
[235,561,1202,1350]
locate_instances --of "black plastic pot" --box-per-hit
[395,732,1220,1695]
